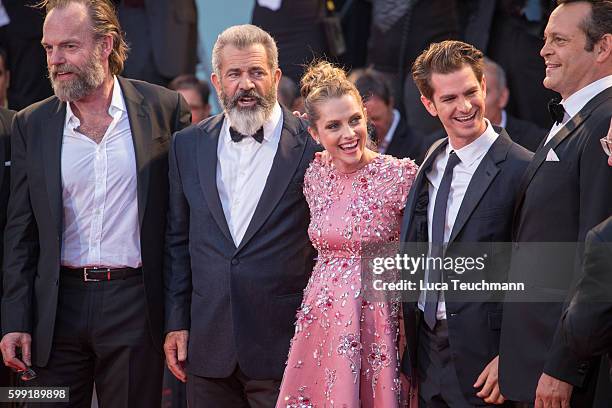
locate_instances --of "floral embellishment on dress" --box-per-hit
[283,386,313,408]
[295,304,316,334]
[337,333,362,383]
[366,341,391,397]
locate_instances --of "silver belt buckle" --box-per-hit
[83,267,110,282]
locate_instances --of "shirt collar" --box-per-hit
[383,109,401,143]
[500,110,507,128]
[223,101,282,144]
[562,74,612,118]
[65,76,126,128]
[449,118,499,168]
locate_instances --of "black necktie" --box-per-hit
[229,127,264,143]
[424,150,461,330]
[548,98,567,125]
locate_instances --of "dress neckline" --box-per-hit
[328,154,383,177]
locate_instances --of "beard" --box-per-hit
[219,84,277,136]
[48,46,106,102]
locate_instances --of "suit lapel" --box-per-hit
[513,87,612,222]
[448,131,512,244]
[119,77,153,228]
[236,109,307,252]
[400,138,447,241]
[43,100,66,236]
[197,114,234,245]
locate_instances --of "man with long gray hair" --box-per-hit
[0,0,190,406]
[163,24,319,406]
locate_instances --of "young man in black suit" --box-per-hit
[0,1,190,406]
[163,24,319,407]
[400,40,533,407]
[499,1,612,407]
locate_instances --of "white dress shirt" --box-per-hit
[378,108,401,154]
[418,120,499,319]
[217,102,283,246]
[61,76,141,268]
[545,75,612,145]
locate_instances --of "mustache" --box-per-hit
[49,64,80,78]
[228,89,265,109]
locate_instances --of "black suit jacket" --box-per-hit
[504,114,547,153]
[400,130,533,405]
[0,108,14,311]
[164,108,319,379]
[1,78,190,367]
[500,87,612,403]
[385,116,440,165]
[562,216,612,405]
[562,216,612,364]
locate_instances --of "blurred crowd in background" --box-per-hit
[0,0,561,163]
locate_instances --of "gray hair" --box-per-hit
[212,24,278,76]
[483,57,507,91]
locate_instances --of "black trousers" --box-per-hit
[186,365,281,408]
[28,274,163,408]
[418,320,496,408]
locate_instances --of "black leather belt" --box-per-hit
[61,266,142,282]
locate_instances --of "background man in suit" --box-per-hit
[0,106,13,389]
[163,25,318,407]
[483,57,547,152]
[115,0,198,86]
[499,1,612,406]
[0,0,53,110]
[401,40,533,407]
[0,1,190,406]
[168,74,211,124]
[349,67,437,164]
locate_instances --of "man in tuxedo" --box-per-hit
[483,57,547,152]
[499,1,612,406]
[0,1,190,406]
[116,0,198,86]
[349,67,438,164]
[163,24,318,406]
[401,40,533,407]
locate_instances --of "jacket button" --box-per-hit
[231,258,239,265]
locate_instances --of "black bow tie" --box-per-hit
[229,127,264,143]
[548,98,567,125]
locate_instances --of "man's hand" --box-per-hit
[0,332,32,372]
[164,330,189,383]
[535,373,573,408]
[474,355,505,404]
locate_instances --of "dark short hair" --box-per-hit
[168,74,210,106]
[349,68,393,105]
[412,40,484,101]
[38,0,129,75]
[556,0,612,51]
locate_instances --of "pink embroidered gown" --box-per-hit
[277,155,418,408]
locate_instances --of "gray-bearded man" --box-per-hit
[163,24,319,406]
